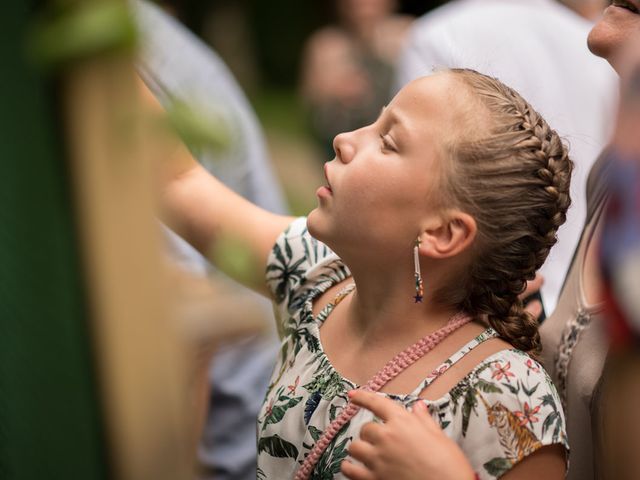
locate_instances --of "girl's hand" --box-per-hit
[341,390,476,480]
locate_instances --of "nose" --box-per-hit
[333,131,355,164]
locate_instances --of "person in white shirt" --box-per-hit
[394,0,618,314]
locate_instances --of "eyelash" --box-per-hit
[380,134,395,152]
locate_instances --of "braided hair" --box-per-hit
[437,69,573,355]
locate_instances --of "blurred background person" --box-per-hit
[394,0,618,316]
[132,1,287,479]
[300,0,414,157]
[596,32,640,480]
[561,0,609,21]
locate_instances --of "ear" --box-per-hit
[419,211,477,259]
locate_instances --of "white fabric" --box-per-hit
[395,0,618,312]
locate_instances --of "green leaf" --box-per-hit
[475,379,503,394]
[501,381,519,395]
[540,393,557,409]
[166,99,230,153]
[541,411,558,437]
[28,2,137,69]
[263,396,303,429]
[461,389,477,436]
[304,329,320,353]
[483,457,513,477]
[258,435,299,459]
[309,425,323,442]
[210,234,259,287]
[329,437,351,474]
[520,380,539,398]
[329,404,340,421]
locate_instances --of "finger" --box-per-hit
[359,422,385,444]
[524,299,543,320]
[341,459,376,480]
[411,400,439,432]
[348,439,377,465]
[349,389,405,421]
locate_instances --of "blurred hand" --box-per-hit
[520,274,544,320]
[341,390,476,480]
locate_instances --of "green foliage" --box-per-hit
[165,98,230,154]
[28,1,137,68]
[210,234,259,288]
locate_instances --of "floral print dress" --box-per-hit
[258,218,569,479]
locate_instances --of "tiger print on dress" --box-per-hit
[478,392,543,463]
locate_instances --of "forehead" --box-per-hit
[388,73,480,146]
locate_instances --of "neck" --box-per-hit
[342,254,459,347]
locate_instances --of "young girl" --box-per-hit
[160,68,571,479]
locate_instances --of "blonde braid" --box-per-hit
[438,69,573,355]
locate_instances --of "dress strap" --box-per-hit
[315,282,356,324]
[409,328,499,396]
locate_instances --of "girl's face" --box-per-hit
[307,73,477,259]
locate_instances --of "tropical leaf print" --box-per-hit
[258,435,300,459]
[262,385,303,431]
[256,467,266,480]
[540,393,564,439]
[329,403,340,422]
[483,457,513,477]
[520,380,539,398]
[303,356,350,401]
[304,392,322,425]
[310,429,351,480]
[309,425,323,442]
[461,386,478,436]
[266,239,308,305]
[304,329,321,353]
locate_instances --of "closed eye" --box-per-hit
[380,134,397,152]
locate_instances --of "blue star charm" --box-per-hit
[413,294,423,303]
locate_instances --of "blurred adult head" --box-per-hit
[336,0,398,30]
[588,0,640,71]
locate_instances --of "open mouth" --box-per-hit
[611,0,640,13]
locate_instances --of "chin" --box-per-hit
[588,20,618,59]
[307,208,346,254]
[306,208,329,242]
[588,8,640,70]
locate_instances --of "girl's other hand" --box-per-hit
[341,390,476,480]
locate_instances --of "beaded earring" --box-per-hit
[413,237,424,303]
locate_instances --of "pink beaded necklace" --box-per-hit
[294,288,472,480]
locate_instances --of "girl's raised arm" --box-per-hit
[140,79,295,298]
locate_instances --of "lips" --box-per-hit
[611,0,640,13]
[323,163,333,194]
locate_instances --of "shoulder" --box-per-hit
[265,217,350,314]
[449,349,568,479]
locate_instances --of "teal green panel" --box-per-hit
[0,1,107,479]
